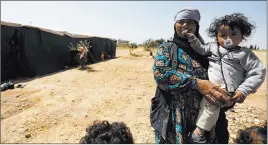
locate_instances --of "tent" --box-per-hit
[90,37,116,60]
[1,21,117,82]
[17,26,71,77]
[1,22,25,81]
[63,32,96,64]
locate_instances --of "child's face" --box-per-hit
[217,25,242,49]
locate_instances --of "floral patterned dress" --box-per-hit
[152,42,209,143]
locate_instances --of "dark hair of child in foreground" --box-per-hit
[234,122,267,144]
[79,120,134,144]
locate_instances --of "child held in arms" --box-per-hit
[182,13,266,143]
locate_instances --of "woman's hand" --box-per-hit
[196,79,231,107]
[222,100,235,108]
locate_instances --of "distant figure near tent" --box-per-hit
[101,51,105,61]
[79,47,88,68]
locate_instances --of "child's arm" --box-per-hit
[234,50,266,99]
[184,32,212,55]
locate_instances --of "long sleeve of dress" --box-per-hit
[152,43,198,93]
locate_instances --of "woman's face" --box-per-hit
[175,19,197,38]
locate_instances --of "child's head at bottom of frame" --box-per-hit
[79,120,134,144]
[234,121,267,144]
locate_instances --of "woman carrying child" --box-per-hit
[150,8,234,144]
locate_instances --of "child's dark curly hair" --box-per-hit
[234,122,267,144]
[207,13,256,39]
[79,120,134,144]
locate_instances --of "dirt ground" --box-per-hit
[1,48,267,143]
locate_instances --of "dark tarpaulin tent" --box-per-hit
[106,38,116,59]
[105,38,112,58]
[1,21,117,82]
[91,37,115,61]
[1,23,72,81]
[1,22,24,81]
[89,37,116,61]
[18,25,71,77]
[90,37,106,61]
[1,22,21,67]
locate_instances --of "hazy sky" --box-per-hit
[1,1,267,49]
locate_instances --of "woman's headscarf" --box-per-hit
[172,7,209,69]
[173,7,205,44]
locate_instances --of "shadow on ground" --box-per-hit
[6,58,119,85]
[77,66,98,73]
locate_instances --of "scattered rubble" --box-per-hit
[226,103,266,144]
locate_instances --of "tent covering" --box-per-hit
[1,21,117,82]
